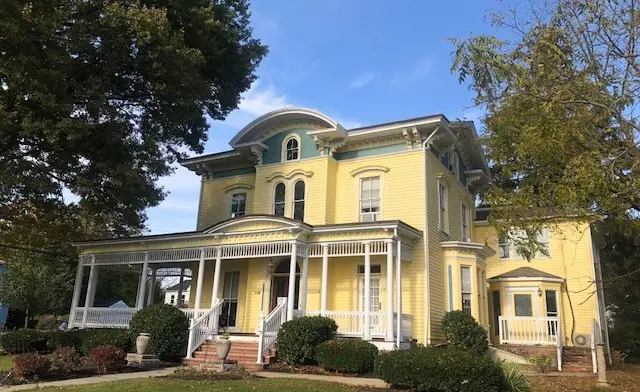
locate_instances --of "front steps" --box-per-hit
[562,347,593,373]
[185,337,276,371]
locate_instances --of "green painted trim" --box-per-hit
[262,129,320,164]
[211,167,256,179]
[334,143,407,160]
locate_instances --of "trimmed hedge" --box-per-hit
[277,316,337,365]
[441,310,488,355]
[0,329,48,354]
[46,330,83,352]
[316,338,378,374]
[129,304,189,361]
[375,347,508,392]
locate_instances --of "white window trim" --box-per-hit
[498,228,551,260]
[272,182,287,217]
[460,265,472,314]
[438,179,449,234]
[358,176,382,222]
[281,133,301,162]
[229,192,247,218]
[352,167,386,222]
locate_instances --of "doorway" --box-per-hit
[270,259,300,311]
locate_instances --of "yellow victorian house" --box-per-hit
[68,108,608,371]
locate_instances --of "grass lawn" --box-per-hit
[38,378,365,392]
[0,355,14,372]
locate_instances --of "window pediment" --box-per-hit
[350,165,390,177]
[223,183,253,193]
[265,169,314,182]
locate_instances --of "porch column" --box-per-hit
[68,255,85,329]
[194,248,206,316]
[287,242,297,321]
[300,250,309,315]
[396,240,403,346]
[176,267,185,307]
[211,247,223,307]
[146,267,157,306]
[386,240,394,341]
[81,255,97,327]
[135,252,149,309]
[364,241,371,340]
[320,244,329,316]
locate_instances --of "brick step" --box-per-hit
[199,347,261,354]
[562,365,593,373]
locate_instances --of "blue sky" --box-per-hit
[146,0,503,234]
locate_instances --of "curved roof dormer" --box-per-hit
[229,107,346,149]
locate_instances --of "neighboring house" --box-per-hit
[66,108,608,370]
[164,280,191,307]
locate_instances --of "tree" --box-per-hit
[0,0,267,236]
[451,0,640,258]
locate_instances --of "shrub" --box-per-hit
[277,316,337,365]
[375,346,508,392]
[36,316,58,331]
[610,349,628,366]
[50,347,81,373]
[528,355,553,373]
[441,310,488,355]
[13,353,51,380]
[47,330,84,352]
[316,338,378,374]
[501,361,531,392]
[89,345,126,373]
[129,304,189,361]
[80,329,132,355]
[0,329,48,354]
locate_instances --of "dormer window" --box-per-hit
[283,135,300,161]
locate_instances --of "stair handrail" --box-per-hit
[256,297,288,364]
[556,316,563,371]
[186,300,224,359]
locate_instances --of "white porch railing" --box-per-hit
[73,307,206,329]
[257,298,288,363]
[186,300,224,359]
[306,311,412,341]
[499,316,559,345]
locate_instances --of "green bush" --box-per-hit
[375,347,508,392]
[316,338,378,374]
[46,330,84,352]
[528,355,553,373]
[609,321,640,362]
[80,329,132,355]
[13,353,51,380]
[277,316,337,365]
[501,361,531,392]
[36,315,58,331]
[129,304,189,361]
[441,310,488,355]
[0,329,48,354]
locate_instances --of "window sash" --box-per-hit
[360,177,381,222]
[285,138,299,161]
[514,294,533,317]
[499,228,550,259]
[462,204,469,239]
[461,266,472,314]
[230,193,246,218]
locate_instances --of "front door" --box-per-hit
[221,271,240,328]
[270,276,299,311]
[492,290,502,337]
[545,290,558,336]
[359,273,382,336]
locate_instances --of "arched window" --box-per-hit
[285,137,299,161]
[293,180,305,221]
[273,183,286,216]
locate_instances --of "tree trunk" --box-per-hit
[23,307,29,329]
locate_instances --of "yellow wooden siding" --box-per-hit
[197,174,256,230]
[475,222,598,341]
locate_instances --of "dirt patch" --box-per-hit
[530,364,640,392]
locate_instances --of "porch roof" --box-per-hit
[488,267,563,283]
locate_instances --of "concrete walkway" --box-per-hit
[254,371,388,388]
[3,368,177,391]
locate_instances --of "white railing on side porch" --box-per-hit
[186,300,224,359]
[305,311,413,341]
[499,316,559,345]
[257,297,288,364]
[73,307,207,329]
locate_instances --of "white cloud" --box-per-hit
[390,57,433,86]
[221,81,292,129]
[348,72,376,89]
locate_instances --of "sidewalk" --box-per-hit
[3,368,177,391]
[254,371,388,388]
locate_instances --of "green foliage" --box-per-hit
[528,355,553,373]
[375,347,508,392]
[316,338,378,374]
[46,330,83,352]
[277,316,337,365]
[50,347,81,373]
[79,329,133,355]
[89,345,126,373]
[0,0,267,235]
[501,361,531,392]
[441,310,488,355]
[13,353,51,380]
[36,316,58,331]
[0,329,48,354]
[129,304,189,361]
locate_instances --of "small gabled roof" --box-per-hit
[166,280,192,292]
[488,267,563,282]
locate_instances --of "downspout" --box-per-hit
[421,125,442,345]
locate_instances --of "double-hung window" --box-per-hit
[461,266,472,314]
[230,193,246,218]
[360,176,381,222]
[499,228,550,259]
[273,183,286,216]
[293,180,305,221]
[439,184,448,232]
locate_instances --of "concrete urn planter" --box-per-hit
[216,336,231,360]
[136,333,151,355]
